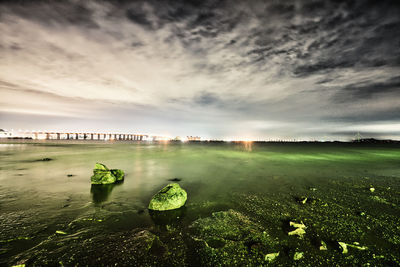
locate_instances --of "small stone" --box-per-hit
[265,252,279,262]
[293,252,304,261]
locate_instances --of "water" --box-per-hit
[1,141,399,266]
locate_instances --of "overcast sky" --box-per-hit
[0,0,399,140]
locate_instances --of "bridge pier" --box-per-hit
[75,133,79,140]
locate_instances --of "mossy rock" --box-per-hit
[148,183,187,211]
[111,169,125,182]
[90,163,124,184]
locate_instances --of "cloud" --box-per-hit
[0,0,399,139]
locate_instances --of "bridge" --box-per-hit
[13,131,159,141]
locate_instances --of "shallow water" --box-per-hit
[1,141,399,266]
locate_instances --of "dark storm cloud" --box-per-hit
[333,76,400,102]
[0,0,399,139]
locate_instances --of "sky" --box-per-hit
[0,0,399,140]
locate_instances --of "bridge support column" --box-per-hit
[98,134,101,140]
[140,135,143,141]
[75,133,79,140]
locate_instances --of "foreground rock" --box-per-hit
[90,163,125,184]
[189,209,275,266]
[148,183,187,211]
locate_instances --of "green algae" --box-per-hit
[293,251,304,260]
[189,209,275,265]
[149,183,187,211]
[90,163,124,184]
[265,251,280,262]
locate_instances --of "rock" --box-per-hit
[34,158,52,162]
[293,252,304,261]
[168,178,182,182]
[110,169,125,182]
[148,183,187,211]
[67,174,74,177]
[90,163,124,185]
[95,163,108,170]
[265,252,279,262]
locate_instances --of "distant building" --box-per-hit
[187,136,201,141]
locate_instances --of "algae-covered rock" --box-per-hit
[148,183,187,211]
[95,163,108,171]
[90,163,124,184]
[111,169,125,181]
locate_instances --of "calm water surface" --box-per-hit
[1,141,399,265]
